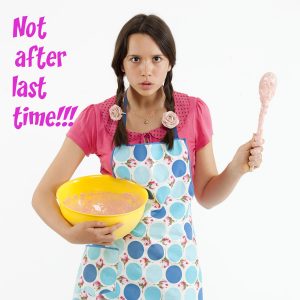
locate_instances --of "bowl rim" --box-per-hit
[56,174,149,218]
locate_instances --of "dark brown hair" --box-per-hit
[111,14,176,149]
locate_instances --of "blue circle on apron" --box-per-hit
[166,265,182,283]
[184,222,193,240]
[133,166,150,185]
[156,186,171,204]
[198,288,203,300]
[112,239,125,253]
[145,286,161,300]
[127,241,144,259]
[147,244,164,260]
[83,264,97,282]
[131,222,146,237]
[149,222,167,240]
[167,244,183,262]
[169,224,184,240]
[185,244,197,262]
[145,264,163,283]
[188,181,195,197]
[171,181,186,198]
[124,283,141,300]
[184,288,197,299]
[170,202,186,219]
[115,166,130,180]
[87,246,100,260]
[126,263,142,280]
[83,286,96,297]
[103,248,119,264]
[151,207,166,219]
[153,163,169,183]
[100,267,117,285]
[185,265,198,284]
[133,144,147,161]
[165,287,181,300]
[113,145,130,162]
[172,159,187,177]
[150,144,164,160]
[102,282,121,299]
[166,139,182,156]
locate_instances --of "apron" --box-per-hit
[72,92,204,300]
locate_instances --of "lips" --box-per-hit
[140,81,153,85]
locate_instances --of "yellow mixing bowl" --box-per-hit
[56,174,148,239]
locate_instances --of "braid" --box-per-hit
[113,75,128,146]
[162,71,175,150]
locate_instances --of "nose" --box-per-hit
[141,60,152,77]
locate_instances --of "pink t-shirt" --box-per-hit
[67,91,213,181]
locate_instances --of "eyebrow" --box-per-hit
[127,54,164,57]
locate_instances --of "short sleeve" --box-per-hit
[194,98,213,151]
[66,104,97,156]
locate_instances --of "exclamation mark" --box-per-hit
[62,106,72,126]
[68,106,78,126]
[56,106,65,126]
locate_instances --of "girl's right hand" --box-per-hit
[66,221,123,245]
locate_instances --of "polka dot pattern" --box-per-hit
[149,222,167,240]
[184,222,193,240]
[128,241,144,259]
[100,267,117,285]
[172,159,186,177]
[126,263,142,280]
[133,166,150,185]
[83,264,97,282]
[115,166,130,180]
[150,144,164,160]
[167,244,183,262]
[124,283,141,300]
[133,144,147,161]
[165,287,181,300]
[156,186,171,204]
[151,207,166,219]
[170,202,186,219]
[146,264,163,283]
[73,137,204,299]
[145,286,161,300]
[153,163,169,183]
[166,265,182,283]
[131,222,146,237]
[74,245,119,296]
[147,244,164,261]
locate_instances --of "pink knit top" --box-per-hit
[67,91,213,181]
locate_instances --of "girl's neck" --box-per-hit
[127,86,165,111]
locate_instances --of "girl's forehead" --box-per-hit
[127,34,161,53]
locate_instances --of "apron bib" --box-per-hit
[72,92,204,300]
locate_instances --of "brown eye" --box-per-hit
[130,57,139,62]
[153,56,162,62]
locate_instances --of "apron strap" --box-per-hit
[123,90,179,138]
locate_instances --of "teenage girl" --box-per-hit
[32,14,264,300]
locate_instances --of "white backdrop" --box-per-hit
[1,0,299,299]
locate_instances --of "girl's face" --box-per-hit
[122,33,172,97]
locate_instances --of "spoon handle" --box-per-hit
[256,104,268,140]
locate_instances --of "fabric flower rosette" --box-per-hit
[109,104,179,129]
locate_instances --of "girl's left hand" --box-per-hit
[231,133,265,176]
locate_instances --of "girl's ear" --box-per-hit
[121,65,125,72]
[168,65,172,72]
